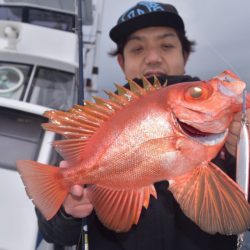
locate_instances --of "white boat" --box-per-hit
[0,0,95,249]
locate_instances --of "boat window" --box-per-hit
[0,62,32,100]
[0,6,22,21]
[0,107,46,171]
[28,8,75,32]
[0,5,75,32]
[28,67,77,110]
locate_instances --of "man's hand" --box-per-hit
[225,109,250,157]
[60,161,93,218]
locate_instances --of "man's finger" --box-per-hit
[229,120,241,137]
[225,142,236,157]
[59,160,70,168]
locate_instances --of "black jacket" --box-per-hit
[36,75,237,250]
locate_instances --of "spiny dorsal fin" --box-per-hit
[142,77,156,92]
[84,101,114,116]
[69,107,103,128]
[43,77,162,164]
[114,83,139,102]
[153,76,163,89]
[127,78,147,96]
[92,96,121,111]
[104,90,129,106]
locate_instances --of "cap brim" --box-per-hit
[109,11,185,43]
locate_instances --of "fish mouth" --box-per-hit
[177,119,228,146]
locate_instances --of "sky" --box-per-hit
[83,0,250,98]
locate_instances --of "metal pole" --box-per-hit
[77,0,84,104]
[75,2,88,250]
[90,0,105,94]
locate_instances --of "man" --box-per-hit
[36,2,245,249]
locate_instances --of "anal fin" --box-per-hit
[87,184,156,232]
[169,162,250,235]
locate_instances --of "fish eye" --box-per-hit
[188,86,203,98]
[184,83,213,102]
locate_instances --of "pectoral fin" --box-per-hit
[87,184,157,232]
[169,162,250,235]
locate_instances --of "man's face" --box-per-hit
[118,26,187,79]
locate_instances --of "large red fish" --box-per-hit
[17,70,250,235]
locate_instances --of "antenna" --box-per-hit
[76,0,84,104]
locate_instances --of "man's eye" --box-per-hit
[131,47,143,53]
[162,44,174,49]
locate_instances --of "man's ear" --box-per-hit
[117,54,125,71]
[183,52,190,65]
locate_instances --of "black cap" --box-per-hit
[109,1,185,44]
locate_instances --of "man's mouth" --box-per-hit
[144,71,166,78]
[177,119,228,145]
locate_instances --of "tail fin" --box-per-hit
[16,160,69,220]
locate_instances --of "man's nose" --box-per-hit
[144,49,162,65]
